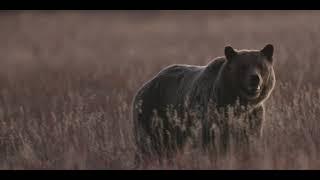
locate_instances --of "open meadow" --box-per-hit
[0,10,320,169]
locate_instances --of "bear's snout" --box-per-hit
[248,74,261,91]
[240,72,263,99]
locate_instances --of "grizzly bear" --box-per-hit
[132,44,276,163]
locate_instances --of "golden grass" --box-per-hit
[0,10,319,169]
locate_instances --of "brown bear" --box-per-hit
[132,44,276,164]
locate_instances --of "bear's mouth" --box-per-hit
[241,85,261,99]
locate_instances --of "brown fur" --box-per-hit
[132,44,276,163]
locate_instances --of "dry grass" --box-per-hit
[0,10,320,169]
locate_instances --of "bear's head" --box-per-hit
[223,44,276,106]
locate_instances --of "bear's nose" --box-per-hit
[249,74,260,88]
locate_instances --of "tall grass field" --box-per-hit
[0,10,320,169]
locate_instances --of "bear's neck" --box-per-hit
[212,64,239,108]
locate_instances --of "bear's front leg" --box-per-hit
[248,104,265,139]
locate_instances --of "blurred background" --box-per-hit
[0,10,320,169]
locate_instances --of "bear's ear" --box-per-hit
[224,46,237,61]
[261,44,274,62]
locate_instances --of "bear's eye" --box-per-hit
[258,62,266,72]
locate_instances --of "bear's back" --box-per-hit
[206,57,226,75]
[138,64,203,104]
[157,64,203,78]
[132,64,203,135]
